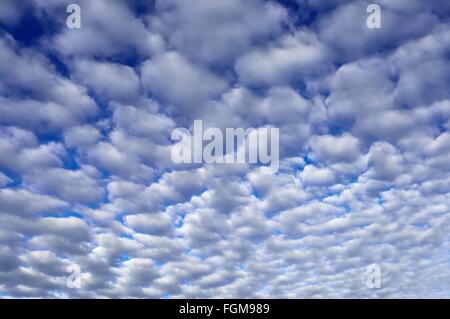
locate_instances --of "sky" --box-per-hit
[0,0,449,298]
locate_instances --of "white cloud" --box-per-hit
[309,133,361,163]
[23,166,104,205]
[0,189,68,216]
[141,51,228,109]
[0,37,98,131]
[72,60,141,103]
[300,165,336,186]
[153,0,287,65]
[52,0,164,58]
[64,125,102,149]
[236,31,330,86]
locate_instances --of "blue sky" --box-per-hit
[0,0,450,298]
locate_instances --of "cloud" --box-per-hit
[0,189,68,216]
[0,36,98,132]
[367,142,403,181]
[317,0,439,62]
[125,213,173,236]
[71,59,141,103]
[51,0,164,58]
[141,51,228,110]
[235,31,330,86]
[300,165,336,186]
[23,166,104,205]
[63,125,102,149]
[153,0,287,65]
[86,141,154,182]
[0,127,65,173]
[0,0,24,26]
[309,133,361,163]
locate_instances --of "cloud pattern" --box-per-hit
[0,0,450,298]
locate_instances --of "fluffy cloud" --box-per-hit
[23,166,104,205]
[309,133,361,163]
[71,59,141,103]
[51,0,164,58]
[235,31,330,86]
[0,36,98,132]
[153,0,287,65]
[141,51,228,110]
[317,0,439,62]
[0,189,68,216]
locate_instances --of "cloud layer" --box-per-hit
[0,0,449,298]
